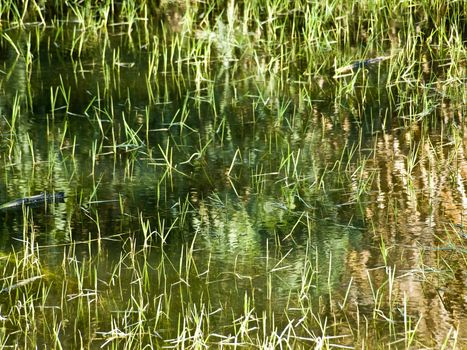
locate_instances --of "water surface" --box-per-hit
[0,25,465,348]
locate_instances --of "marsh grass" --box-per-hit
[0,0,465,348]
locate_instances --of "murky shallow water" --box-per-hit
[0,27,466,347]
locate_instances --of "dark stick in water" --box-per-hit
[0,192,65,210]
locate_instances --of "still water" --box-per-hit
[0,27,465,348]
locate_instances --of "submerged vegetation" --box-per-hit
[0,0,466,348]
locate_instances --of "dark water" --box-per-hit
[0,26,465,348]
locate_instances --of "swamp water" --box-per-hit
[0,23,466,349]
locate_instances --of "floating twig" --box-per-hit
[334,55,392,76]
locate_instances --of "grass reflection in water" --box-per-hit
[0,1,465,348]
